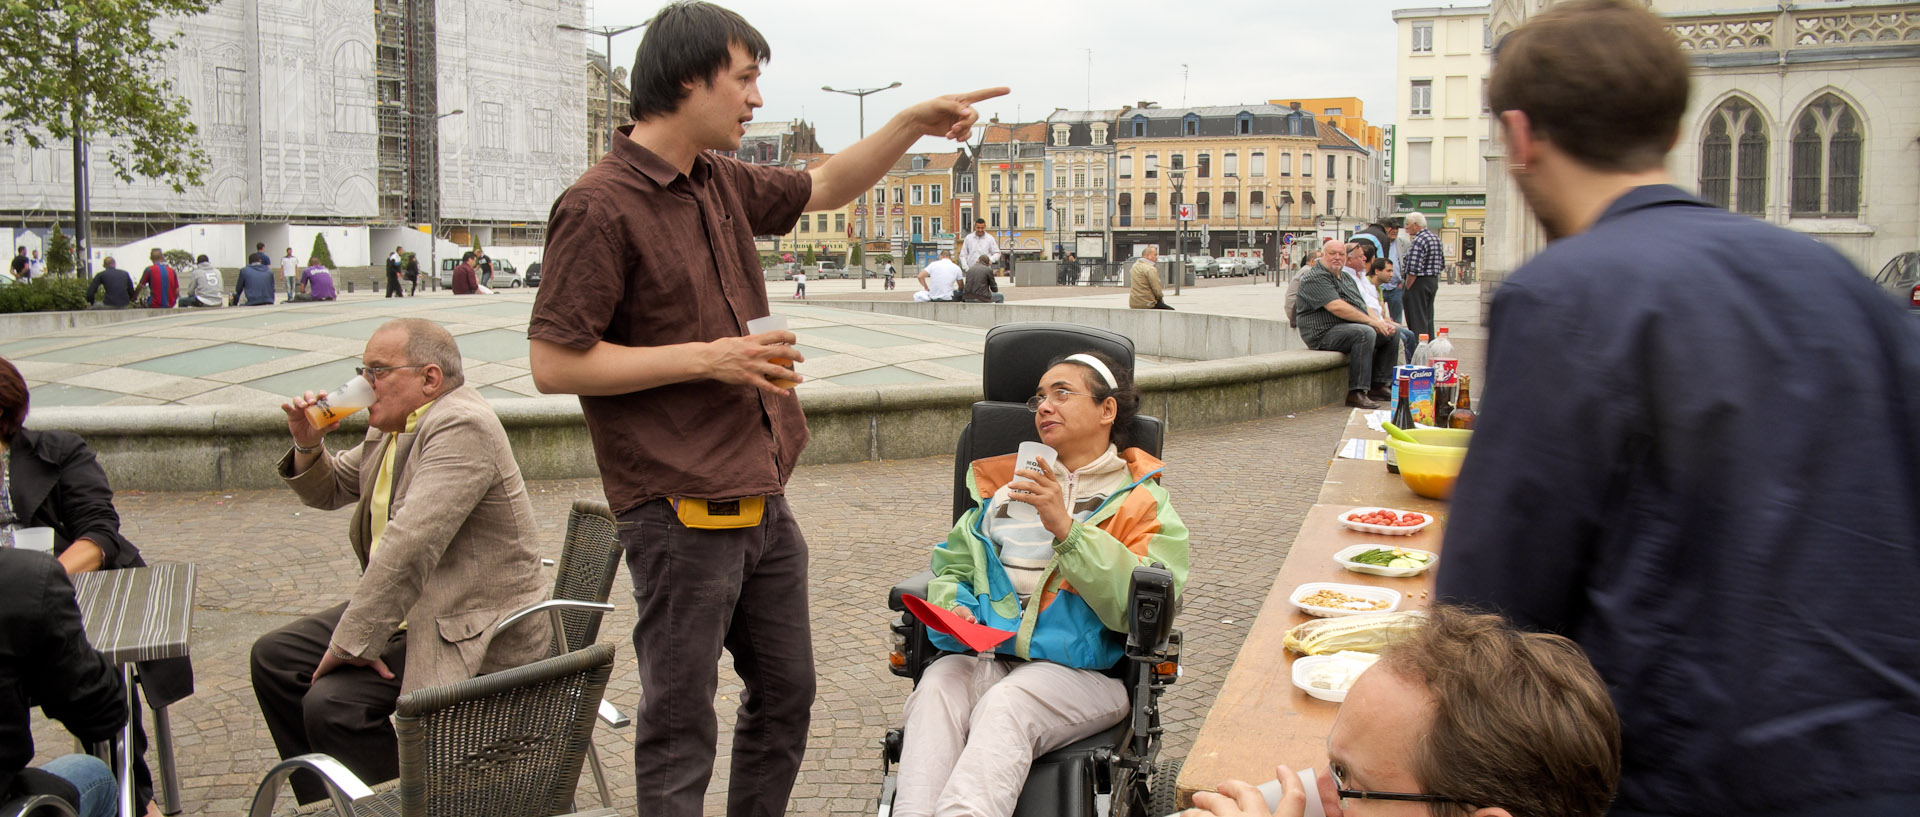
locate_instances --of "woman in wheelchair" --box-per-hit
[896,350,1189,817]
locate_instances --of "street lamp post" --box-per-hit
[823,81,900,289]
[1170,169,1185,296]
[558,22,647,156]
[398,108,464,288]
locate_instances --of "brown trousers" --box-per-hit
[249,602,409,804]
[621,495,816,817]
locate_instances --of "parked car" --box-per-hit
[1188,255,1219,277]
[439,257,522,288]
[812,261,846,279]
[1872,250,1919,316]
[524,262,542,288]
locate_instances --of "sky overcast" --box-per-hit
[580,0,1419,155]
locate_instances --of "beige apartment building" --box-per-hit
[1111,104,1331,265]
[1390,4,1492,269]
[973,120,1049,259]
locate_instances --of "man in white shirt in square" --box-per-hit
[959,219,1000,270]
[915,249,964,302]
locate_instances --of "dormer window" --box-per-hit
[1182,113,1199,136]
[1131,114,1147,137]
[1237,111,1252,135]
[1053,125,1071,146]
[1090,123,1108,145]
[911,156,928,171]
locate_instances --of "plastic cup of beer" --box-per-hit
[12,527,54,553]
[305,375,375,427]
[1007,441,1058,521]
[746,315,798,388]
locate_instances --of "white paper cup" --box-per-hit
[746,315,797,387]
[14,527,54,553]
[1253,768,1325,817]
[1007,441,1058,521]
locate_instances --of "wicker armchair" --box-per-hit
[248,643,618,817]
[537,500,624,806]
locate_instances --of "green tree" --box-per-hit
[850,243,864,269]
[308,233,334,268]
[0,0,215,192]
[163,248,193,269]
[803,246,816,267]
[45,226,73,276]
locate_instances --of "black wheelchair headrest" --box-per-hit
[982,323,1136,403]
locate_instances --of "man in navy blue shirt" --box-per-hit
[1437,3,1920,817]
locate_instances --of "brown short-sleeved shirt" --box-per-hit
[529,127,812,514]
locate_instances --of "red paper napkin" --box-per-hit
[901,594,1017,652]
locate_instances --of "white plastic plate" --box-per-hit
[1337,507,1434,536]
[1289,582,1403,618]
[1333,544,1440,578]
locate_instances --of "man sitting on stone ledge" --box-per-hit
[251,318,550,804]
[1292,239,1398,409]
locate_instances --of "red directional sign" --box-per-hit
[1175,204,1196,221]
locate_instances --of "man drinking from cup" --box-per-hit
[251,319,551,804]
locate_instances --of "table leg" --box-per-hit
[153,704,182,815]
[120,664,137,817]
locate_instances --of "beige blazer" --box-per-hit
[1129,258,1164,309]
[279,384,552,694]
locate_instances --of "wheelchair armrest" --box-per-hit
[598,698,631,729]
[0,794,78,817]
[888,571,936,612]
[1124,563,1177,657]
[249,754,376,817]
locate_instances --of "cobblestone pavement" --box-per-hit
[31,405,1353,815]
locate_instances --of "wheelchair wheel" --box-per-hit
[1145,758,1183,816]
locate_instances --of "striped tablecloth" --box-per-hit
[73,564,196,664]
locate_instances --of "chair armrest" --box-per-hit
[249,754,374,817]
[888,571,936,612]
[491,600,615,639]
[597,698,630,729]
[1124,563,1177,657]
[0,794,79,817]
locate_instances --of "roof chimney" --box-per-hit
[1290,101,1303,112]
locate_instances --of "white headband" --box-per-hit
[1066,354,1118,390]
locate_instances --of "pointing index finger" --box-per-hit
[953,87,1010,105]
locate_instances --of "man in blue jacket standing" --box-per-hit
[1437,4,1920,817]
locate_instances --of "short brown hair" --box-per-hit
[1489,0,1690,172]
[0,357,29,444]
[1379,606,1621,817]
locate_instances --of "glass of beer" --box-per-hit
[305,375,375,427]
[746,315,798,389]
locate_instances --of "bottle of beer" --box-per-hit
[1448,374,1477,430]
[1387,374,1414,474]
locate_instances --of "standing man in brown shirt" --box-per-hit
[527,4,1004,815]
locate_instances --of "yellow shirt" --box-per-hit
[368,399,435,556]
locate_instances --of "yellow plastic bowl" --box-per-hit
[1383,428,1472,500]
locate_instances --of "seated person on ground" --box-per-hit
[233,258,276,306]
[451,252,479,295]
[293,260,336,301]
[181,255,225,308]
[915,249,963,302]
[1182,605,1621,817]
[0,548,127,817]
[896,350,1189,817]
[960,258,1004,303]
[1293,240,1398,410]
[251,318,551,804]
[0,357,191,817]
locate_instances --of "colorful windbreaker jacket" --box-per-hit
[925,447,1189,670]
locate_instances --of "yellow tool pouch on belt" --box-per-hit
[670,496,765,529]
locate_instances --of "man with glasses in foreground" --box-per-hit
[250,318,551,804]
[1183,606,1620,817]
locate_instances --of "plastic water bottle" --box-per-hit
[1411,333,1432,368]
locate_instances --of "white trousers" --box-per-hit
[894,654,1128,817]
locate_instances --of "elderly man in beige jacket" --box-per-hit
[252,318,551,804]
[1129,246,1173,310]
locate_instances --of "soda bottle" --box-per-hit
[1448,375,1478,430]
[1429,327,1454,364]
[1387,374,1413,475]
[1411,333,1432,368]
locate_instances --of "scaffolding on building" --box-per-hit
[374,0,436,226]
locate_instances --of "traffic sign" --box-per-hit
[1175,204,1196,221]
[1282,234,1295,245]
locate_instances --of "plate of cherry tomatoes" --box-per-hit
[1337,507,1433,536]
